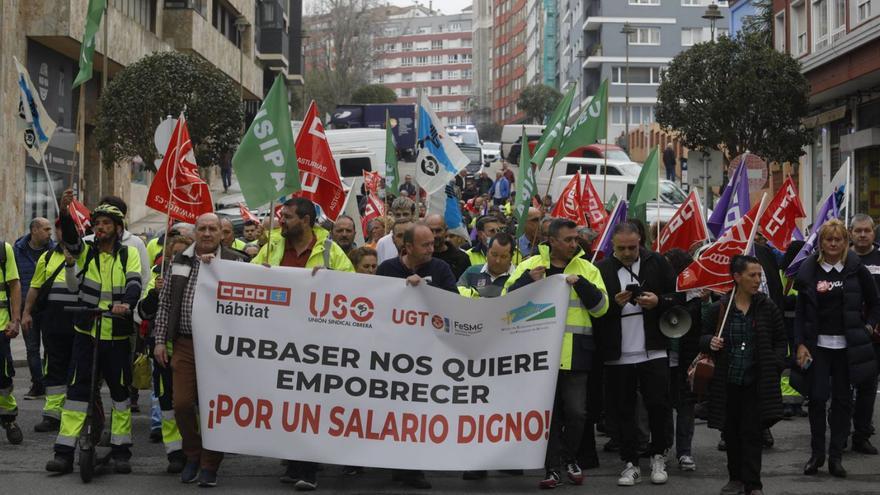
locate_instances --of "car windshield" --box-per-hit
[605,150,631,161]
[459,146,482,163]
[617,163,643,176]
[448,131,480,146]
[659,181,688,204]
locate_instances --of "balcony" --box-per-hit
[256,27,290,68]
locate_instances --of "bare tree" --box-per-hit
[303,0,379,115]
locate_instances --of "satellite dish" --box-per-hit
[660,306,692,338]
[154,115,176,156]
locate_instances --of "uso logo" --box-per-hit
[217,282,291,306]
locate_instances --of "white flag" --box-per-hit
[14,56,56,162]
[415,93,469,194]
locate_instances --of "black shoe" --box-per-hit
[280,463,301,484]
[717,439,727,451]
[803,454,825,475]
[462,470,487,480]
[113,457,132,474]
[46,454,74,473]
[603,439,620,452]
[828,457,846,478]
[181,460,200,483]
[401,471,432,489]
[150,428,163,443]
[34,416,60,433]
[3,421,23,444]
[852,438,879,455]
[167,451,187,474]
[198,469,218,487]
[761,429,774,449]
[342,465,363,476]
[24,384,45,400]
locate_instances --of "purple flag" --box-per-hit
[784,193,839,277]
[593,200,629,261]
[792,226,805,242]
[707,157,751,239]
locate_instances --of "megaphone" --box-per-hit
[660,306,692,338]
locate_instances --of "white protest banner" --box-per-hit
[192,261,570,470]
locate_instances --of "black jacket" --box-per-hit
[755,243,784,310]
[593,248,679,362]
[794,252,880,386]
[700,292,787,430]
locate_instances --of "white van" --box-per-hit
[500,124,546,161]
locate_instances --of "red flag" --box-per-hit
[295,101,345,220]
[145,115,214,223]
[760,177,806,250]
[655,191,710,254]
[68,199,91,236]
[361,191,385,233]
[551,173,587,226]
[581,173,608,231]
[363,170,382,195]
[677,195,768,291]
[238,202,259,224]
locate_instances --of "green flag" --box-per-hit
[530,85,576,169]
[629,145,660,224]
[72,0,107,89]
[385,111,400,197]
[604,192,619,213]
[554,79,608,164]
[232,74,299,208]
[515,127,538,238]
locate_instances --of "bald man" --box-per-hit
[425,214,470,279]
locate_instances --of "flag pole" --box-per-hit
[266,200,275,263]
[602,86,610,202]
[844,158,851,226]
[74,84,85,192]
[159,114,185,281]
[38,148,61,217]
[656,144,661,247]
[97,0,109,199]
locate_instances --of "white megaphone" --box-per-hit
[659,306,692,338]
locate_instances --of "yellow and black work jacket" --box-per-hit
[504,244,609,371]
[31,247,79,305]
[61,215,142,340]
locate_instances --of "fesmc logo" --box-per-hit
[309,292,374,328]
[216,282,291,319]
[504,301,557,325]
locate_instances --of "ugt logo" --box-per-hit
[309,292,375,323]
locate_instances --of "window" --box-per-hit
[113,0,157,32]
[791,1,808,55]
[431,71,443,80]
[682,0,728,5]
[431,55,442,65]
[628,27,661,45]
[400,88,412,97]
[402,41,413,51]
[462,69,472,79]
[415,56,428,66]
[813,0,830,50]
[401,57,413,67]
[417,26,432,34]
[402,72,413,82]
[431,86,442,96]
[432,101,442,111]
[386,42,397,52]
[681,27,703,46]
[432,40,443,49]
[448,54,460,63]
[774,11,786,52]
[450,22,462,32]
[447,70,459,79]
[611,66,664,85]
[629,0,660,4]
[211,0,242,47]
[857,0,873,22]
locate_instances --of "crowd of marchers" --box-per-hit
[1,181,879,495]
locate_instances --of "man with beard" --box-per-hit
[425,214,470,279]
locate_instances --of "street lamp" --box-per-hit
[620,22,636,151]
[235,16,251,127]
[701,3,724,42]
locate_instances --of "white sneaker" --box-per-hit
[617,462,641,486]
[651,454,668,484]
[678,455,696,471]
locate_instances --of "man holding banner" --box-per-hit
[505,218,609,489]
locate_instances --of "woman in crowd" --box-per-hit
[794,219,880,477]
[349,246,378,275]
[703,255,786,495]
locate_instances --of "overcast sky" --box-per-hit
[304,0,473,16]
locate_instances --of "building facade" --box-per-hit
[773,0,880,219]
[472,0,495,125]
[566,0,730,140]
[371,6,474,127]
[493,0,548,124]
[0,0,303,240]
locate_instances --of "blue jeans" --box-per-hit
[24,315,44,387]
[665,166,676,182]
[221,168,232,191]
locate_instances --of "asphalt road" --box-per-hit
[1,368,879,494]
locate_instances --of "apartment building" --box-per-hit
[772,0,880,219]
[562,0,730,140]
[371,6,474,127]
